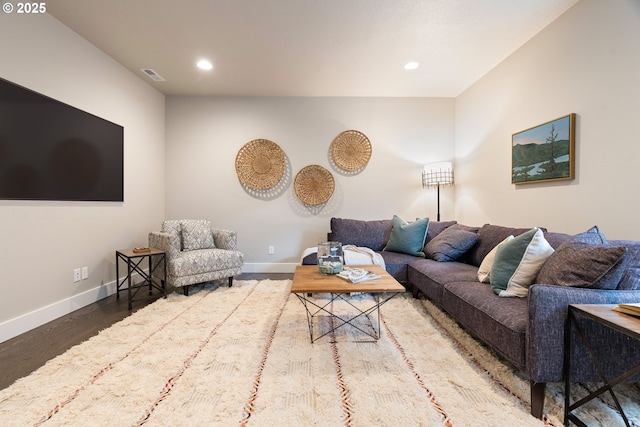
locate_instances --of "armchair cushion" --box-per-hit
[180,219,215,251]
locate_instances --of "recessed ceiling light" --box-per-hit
[404,62,420,70]
[197,59,213,70]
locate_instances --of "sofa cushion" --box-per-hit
[180,219,215,251]
[410,259,479,285]
[168,248,243,276]
[329,217,392,251]
[424,225,479,262]
[536,242,627,290]
[379,251,416,282]
[383,215,429,257]
[467,224,538,267]
[477,235,514,283]
[491,228,554,297]
[442,281,528,371]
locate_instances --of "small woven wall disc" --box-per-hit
[294,165,335,206]
[330,130,372,172]
[235,139,286,190]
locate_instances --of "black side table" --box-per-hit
[115,248,166,310]
[564,304,640,427]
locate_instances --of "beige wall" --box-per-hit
[0,14,166,340]
[3,0,638,341]
[165,97,455,270]
[455,0,640,239]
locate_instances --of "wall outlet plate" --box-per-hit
[73,268,81,282]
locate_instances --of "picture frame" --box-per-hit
[512,113,576,184]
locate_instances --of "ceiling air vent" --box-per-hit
[140,68,166,82]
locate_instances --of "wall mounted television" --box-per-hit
[0,77,124,202]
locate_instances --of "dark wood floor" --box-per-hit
[0,273,292,391]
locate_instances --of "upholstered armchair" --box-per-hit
[148,219,244,295]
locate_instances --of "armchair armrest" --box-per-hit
[527,284,640,383]
[149,231,180,259]
[212,228,238,250]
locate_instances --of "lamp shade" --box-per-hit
[422,162,454,187]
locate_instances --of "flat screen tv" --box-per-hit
[0,77,124,202]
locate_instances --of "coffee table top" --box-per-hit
[291,265,405,294]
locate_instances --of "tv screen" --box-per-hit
[0,77,124,202]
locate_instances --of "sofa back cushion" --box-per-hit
[467,224,537,267]
[328,217,392,251]
[612,240,640,290]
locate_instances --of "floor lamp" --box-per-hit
[422,162,454,221]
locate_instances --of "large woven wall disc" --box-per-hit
[294,165,335,206]
[330,130,372,172]
[235,139,286,190]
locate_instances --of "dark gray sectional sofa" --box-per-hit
[302,217,640,419]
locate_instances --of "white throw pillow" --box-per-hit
[491,228,555,297]
[477,235,514,283]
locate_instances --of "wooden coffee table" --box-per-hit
[291,265,405,343]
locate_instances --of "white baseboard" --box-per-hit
[0,265,299,344]
[242,263,299,273]
[0,274,136,344]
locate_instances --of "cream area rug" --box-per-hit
[0,279,635,426]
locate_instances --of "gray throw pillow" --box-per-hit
[180,219,215,251]
[536,241,627,289]
[424,220,458,244]
[424,225,479,262]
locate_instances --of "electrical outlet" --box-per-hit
[268,245,274,255]
[73,268,81,282]
[81,266,89,280]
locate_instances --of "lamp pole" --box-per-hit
[436,183,441,221]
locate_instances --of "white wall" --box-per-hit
[0,13,166,341]
[455,0,640,240]
[165,97,455,270]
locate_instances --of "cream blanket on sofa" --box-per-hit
[301,244,386,269]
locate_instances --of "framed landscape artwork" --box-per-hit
[512,113,576,184]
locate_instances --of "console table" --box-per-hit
[115,248,166,310]
[564,304,640,427]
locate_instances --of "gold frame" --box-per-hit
[512,113,576,184]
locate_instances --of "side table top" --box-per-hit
[570,304,640,339]
[116,247,165,257]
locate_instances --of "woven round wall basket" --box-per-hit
[330,130,372,172]
[235,139,286,190]
[294,165,335,206]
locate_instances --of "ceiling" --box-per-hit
[47,0,579,97]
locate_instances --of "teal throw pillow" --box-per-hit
[383,215,430,257]
[490,227,554,297]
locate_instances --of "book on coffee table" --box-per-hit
[337,267,381,283]
[613,303,640,317]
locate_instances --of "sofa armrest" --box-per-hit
[212,228,237,250]
[527,284,640,383]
